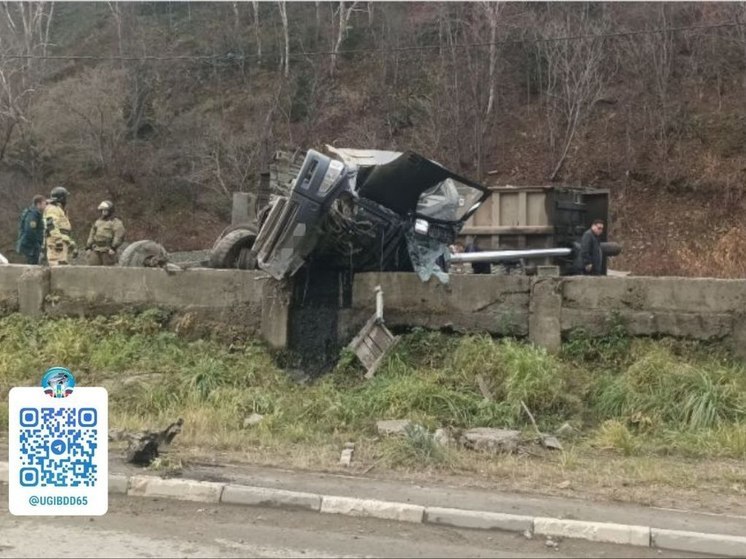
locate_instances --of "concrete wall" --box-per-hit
[0,264,266,336]
[343,273,746,357]
[1,265,745,357]
[340,272,530,339]
[0,265,26,314]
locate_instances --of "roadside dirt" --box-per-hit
[98,439,746,520]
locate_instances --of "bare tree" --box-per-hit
[0,1,54,162]
[537,10,610,181]
[107,1,124,62]
[252,0,261,65]
[32,66,129,174]
[474,2,501,180]
[622,5,679,186]
[331,1,358,77]
[277,0,289,78]
[315,1,321,45]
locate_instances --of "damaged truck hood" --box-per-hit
[327,146,488,223]
[253,147,489,281]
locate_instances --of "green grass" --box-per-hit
[1,312,745,462]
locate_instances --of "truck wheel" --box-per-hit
[119,240,169,267]
[217,222,257,240]
[209,228,257,269]
[600,242,622,257]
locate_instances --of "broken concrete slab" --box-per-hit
[243,413,264,428]
[339,442,355,467]
[541,435,563,451]
[459,428,521,454]
[376,420,421,437]
[433,427,458,448]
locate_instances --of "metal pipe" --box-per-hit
[449,248,572,264]
[375,285,384,322]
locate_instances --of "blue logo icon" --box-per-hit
[41,367,75,398]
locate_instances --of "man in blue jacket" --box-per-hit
[16,195,47,264]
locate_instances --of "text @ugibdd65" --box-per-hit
[28,495,88,506]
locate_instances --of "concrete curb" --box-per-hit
[0,463,743,556]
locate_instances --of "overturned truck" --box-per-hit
[204,147,620,280]
[122,147,622,376]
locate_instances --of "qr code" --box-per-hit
[17,407,99,488]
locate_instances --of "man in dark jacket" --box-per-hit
[15,195,47,264]
[465,237,491,275]
[580,219,605,275]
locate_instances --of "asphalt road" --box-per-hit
[0,486,707,559]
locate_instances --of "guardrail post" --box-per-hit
[529,277,562,353]
[18,266,50,318]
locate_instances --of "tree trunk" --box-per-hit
[278,1,289,78]
[252,0,262,66]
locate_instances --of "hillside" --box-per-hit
[2,1,746,276]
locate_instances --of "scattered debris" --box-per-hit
[556,422,577,438]
[520,400,563,451]
[242,413,264,428]
[433,427,458,448]
[557,480,572,490]
[523,529,533,540]
[376,420,420,437]
[459,428,521,454]
[542,435,564,451]
[339,442,355,467]
[124,418,184,466]
[108,428,127,442]
[545,538,559,549]
[347,286,399,379]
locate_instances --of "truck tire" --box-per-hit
[217,222,257,240]
[118,240,169,268]
[600,242,622,257]
[208,228,257,269]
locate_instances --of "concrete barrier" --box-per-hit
[28,266,263,335]
[320,495,425,523]
[1,266,746,355]
[346,273,746,356]
[424,507,533,532]
[128,475,224,503]
[344,272,530,337]
[221,485,321,511]
[0,264,30,314]
[534,517,651,547]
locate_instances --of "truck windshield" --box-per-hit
[416,178,485,223]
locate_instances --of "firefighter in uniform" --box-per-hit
[43,186,77,267]
[85,200,125,266]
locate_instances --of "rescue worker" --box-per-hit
[580,219,605,276]
[15,195,47,264]
[85,200,125,266]
[43,186,77,267]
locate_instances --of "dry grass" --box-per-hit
[676,226,746,278]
